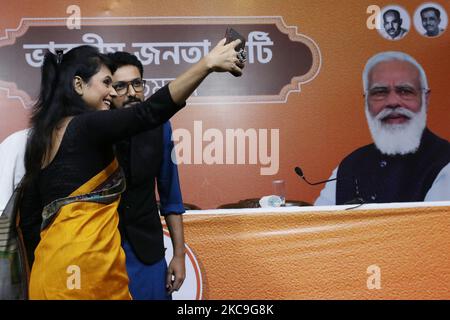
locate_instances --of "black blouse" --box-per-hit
[19,85,184,263]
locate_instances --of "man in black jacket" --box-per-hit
[109,52,186,300]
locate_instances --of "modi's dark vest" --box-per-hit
[336,129,450,205]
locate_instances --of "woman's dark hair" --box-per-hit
[24,45,116,184]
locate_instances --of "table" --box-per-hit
[164,201,450,299]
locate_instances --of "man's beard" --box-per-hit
[365,102,427,156]
[123,96,142,108]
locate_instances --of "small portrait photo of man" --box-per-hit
[378,6,411,41]
[414,3,448,38]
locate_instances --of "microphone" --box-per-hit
[294,166,337,186]
[294,166,365,206]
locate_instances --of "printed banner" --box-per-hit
[0,17,320,107]
[1,0,449,210]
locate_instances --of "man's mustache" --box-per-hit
[375,107,416,122]
[124,96,142,106]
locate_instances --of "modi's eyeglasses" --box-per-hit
[112,79,146,96]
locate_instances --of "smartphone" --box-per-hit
[225,27,246,52]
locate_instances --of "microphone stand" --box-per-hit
[294,166,366,209]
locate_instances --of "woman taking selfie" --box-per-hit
[20,39,243,299]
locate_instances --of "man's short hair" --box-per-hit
[383,9,401,21]
[107,51,144,78]
[362,51,429,93]
[420,7,441,19]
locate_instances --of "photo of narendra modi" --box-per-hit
[314,51,449,206]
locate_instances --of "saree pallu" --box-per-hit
[29,159,131,300]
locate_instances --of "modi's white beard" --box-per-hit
[365,102,427,156]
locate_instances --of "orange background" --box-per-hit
[1,0,449,209]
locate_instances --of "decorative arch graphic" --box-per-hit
[0,16,321,108]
